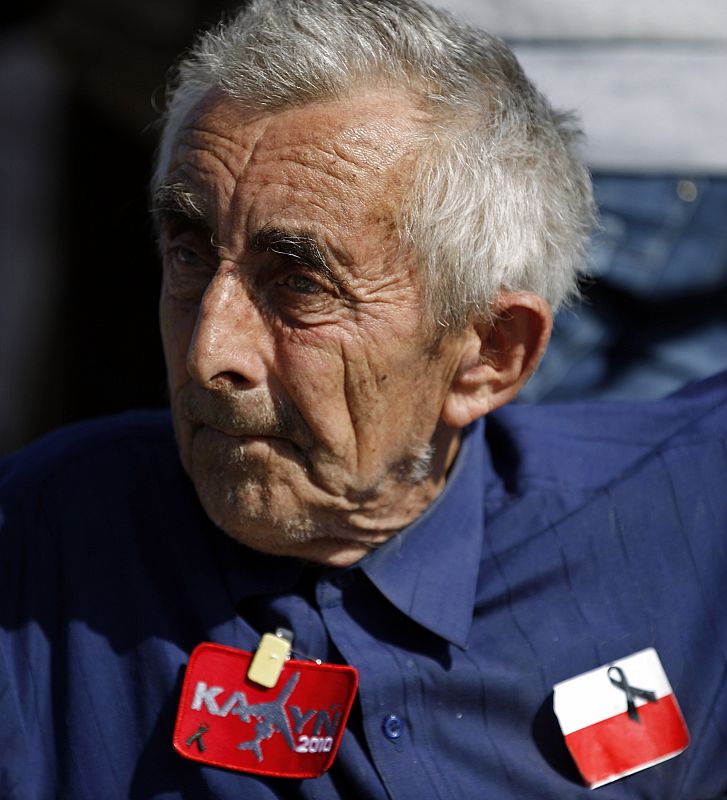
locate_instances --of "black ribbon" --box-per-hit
[607,666,657,723]
[185,723,210,753]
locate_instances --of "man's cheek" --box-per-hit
[160,306,196,387]
[277,347,351,446]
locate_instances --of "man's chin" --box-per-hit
[196,487,385,567]
[236,531,383,567]
[184,429,406,566]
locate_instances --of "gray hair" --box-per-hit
[154,0,594,328]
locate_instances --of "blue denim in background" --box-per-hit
[519,174,727,402]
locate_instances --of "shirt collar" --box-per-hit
[360,418,491,649]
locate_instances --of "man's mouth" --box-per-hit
[198,424,286,440]
[177,387,321,473]
[179,386,305,444]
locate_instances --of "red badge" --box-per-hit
[173,642,358,779]
[553,648,689,788]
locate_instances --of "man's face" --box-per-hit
[157,89,468,566]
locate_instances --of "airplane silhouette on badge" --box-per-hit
[232,672,301,761]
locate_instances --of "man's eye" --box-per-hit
[280,274,323,295]
[169,245,205,267]
[163,241,216,301]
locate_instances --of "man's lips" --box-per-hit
[191,423,313,472]
[178,385,312,447]
[194,423,287,440]
[180,402,316,469]
[191,422,304,456]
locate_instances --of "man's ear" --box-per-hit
[441,292,552,428]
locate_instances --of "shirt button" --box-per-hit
[382,714,404,740]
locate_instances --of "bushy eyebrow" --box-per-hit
[250,227,347,291]
[150,182,209,231]
[151,190,349,292]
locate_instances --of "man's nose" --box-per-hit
[185,264,267,389]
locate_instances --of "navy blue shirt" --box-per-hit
[2,373,727,799]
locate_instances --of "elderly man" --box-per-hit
[2,0,726,798]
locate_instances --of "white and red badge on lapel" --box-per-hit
[173,642,358,779]
[553,648,689,789]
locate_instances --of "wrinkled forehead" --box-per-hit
[161,86,427,199]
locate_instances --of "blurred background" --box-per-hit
[443,0,727,405]
[1,0,726,456]
[0,0,242,456]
